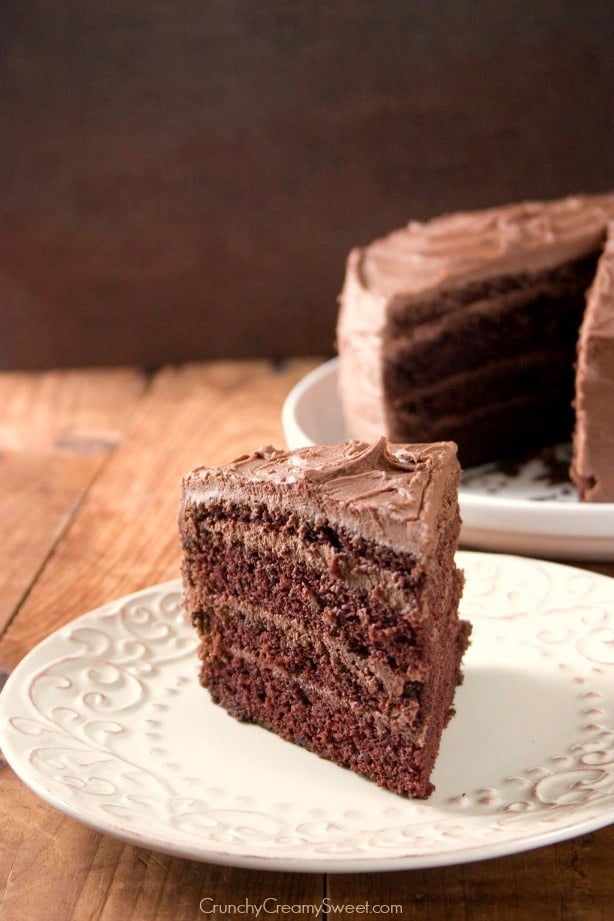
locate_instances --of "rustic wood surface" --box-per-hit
[1,359,613,920]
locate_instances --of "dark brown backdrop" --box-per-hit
[2,1,613,369]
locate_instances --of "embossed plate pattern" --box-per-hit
[1,552,614,871]
[281,359,614,559]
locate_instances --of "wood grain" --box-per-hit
[0,369,146,633]
[329,827,614,919]
[0,359,317,672]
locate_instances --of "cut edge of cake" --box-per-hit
[571,222,614,501]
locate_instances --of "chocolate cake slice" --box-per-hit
[337,193,614,471]
[179,438,470,798]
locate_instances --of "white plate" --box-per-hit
[282,359,614,560]
[1,555,614,872]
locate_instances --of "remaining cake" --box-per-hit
[179,438,470,798]
[571,224,614,500]
[337,193,614,494]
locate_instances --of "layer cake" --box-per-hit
[179,438,470,798]
[337,193,614,496]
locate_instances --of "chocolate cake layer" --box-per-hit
[337,193,614,479]
[183,505,462,667]
[179,439,470,798]
[202,609,428,723]
[185,543,465,712]
[381,254,598,465]
[200,644,463,798]
[184,537,464,756]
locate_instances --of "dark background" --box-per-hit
[2,1,613,370]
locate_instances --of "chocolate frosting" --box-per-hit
[337,193,614,445]
[357,194,614,299]
[181,438,460,555]
[572,223,614,501]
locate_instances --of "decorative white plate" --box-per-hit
[1,554,614,872]
[282,359,614,560]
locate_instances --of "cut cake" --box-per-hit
[337,193,614,498]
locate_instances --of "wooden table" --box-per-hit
[1,359,613,920]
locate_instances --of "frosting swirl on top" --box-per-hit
[230,437,433,481]
[182,439,459,553]
[359,194,614,298]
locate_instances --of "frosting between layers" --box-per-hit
[209,644,425,736]
[181,438,460,555]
